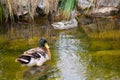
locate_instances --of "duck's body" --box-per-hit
[51,18,78,30]
[52,10,78,30]
[16,39,51,67]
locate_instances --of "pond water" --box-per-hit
[0,18,120,80]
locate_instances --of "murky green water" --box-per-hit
[0,18,120,80]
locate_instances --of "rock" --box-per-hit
[77,0,93,9]
[38,1,46,10]
[77,0,120,9]
[77,0,120,17]
[37,1,46,16]
[90,7,119,17]
[98,0,120,8]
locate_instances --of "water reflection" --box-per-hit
[56,32,86,80]
[81,18,120,40]
[23,65,50,80]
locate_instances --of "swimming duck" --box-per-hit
[15,38,51,66]
[51,18,78,30]
[51,10,78,30]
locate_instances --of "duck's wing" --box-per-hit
[24,47,45,54]
[16,54,31,64]
[24,47,48,59]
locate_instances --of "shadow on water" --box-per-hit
[0,17,120,80]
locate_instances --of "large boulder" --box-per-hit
[77,0,120,17]
[77,0,93,9]
[77,0,120,9]
[98,0,120,8]
[90,7,119,17]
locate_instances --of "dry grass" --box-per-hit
[0,0,77,21]
[1,0,59,21]
[44,0,58,14]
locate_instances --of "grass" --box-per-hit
[59,0,76,19]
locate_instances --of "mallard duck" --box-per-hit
[16,38,51,66]
[51,19,78,30]
[51,10,78,30]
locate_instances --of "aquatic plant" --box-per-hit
[92,50,120,69]
[59,0,76,19]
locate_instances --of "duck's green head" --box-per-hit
[39,38,49,48]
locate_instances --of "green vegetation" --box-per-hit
[0,52,23,80]
[59,0,76,19]
[0,37,39,52]
[88,40,120,51]
[91,50,120,70]
[89,30,120,40]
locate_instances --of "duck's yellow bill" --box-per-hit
[45,43,49,48]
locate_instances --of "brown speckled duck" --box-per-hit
[16,38,51,66]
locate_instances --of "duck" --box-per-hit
[51,19,78,30]
[51,10,78,30]
[15,38,51,66]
